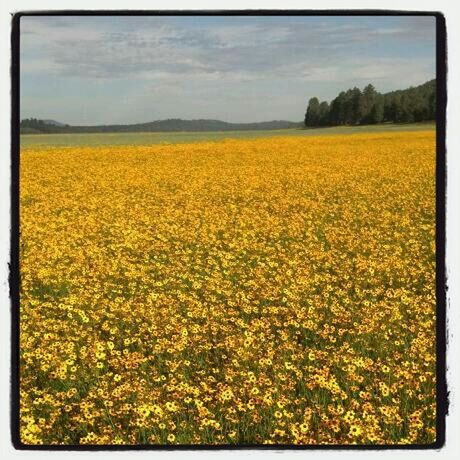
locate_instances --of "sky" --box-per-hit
[20,15,436,125]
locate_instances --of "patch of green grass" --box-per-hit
[20,122,435,148]
[30,280,71,300]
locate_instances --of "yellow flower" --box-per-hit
[349,425,363,437]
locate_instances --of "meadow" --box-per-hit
[20,122,435,147]
[19,129,437,445]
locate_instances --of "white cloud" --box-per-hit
[20,16,435,80]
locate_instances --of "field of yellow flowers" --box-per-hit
[19,131,436,446]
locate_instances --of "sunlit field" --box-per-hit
[20,122,435,147]
[19,130,436,446]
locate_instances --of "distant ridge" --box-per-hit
[20,118,302,134]
[42,119,67,127]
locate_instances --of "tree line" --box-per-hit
[304,79,436,127]
[20,118,70,134]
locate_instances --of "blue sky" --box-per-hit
[20,15,436,124]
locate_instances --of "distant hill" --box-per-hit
[41,119,67,127]
[20,118,302,134]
